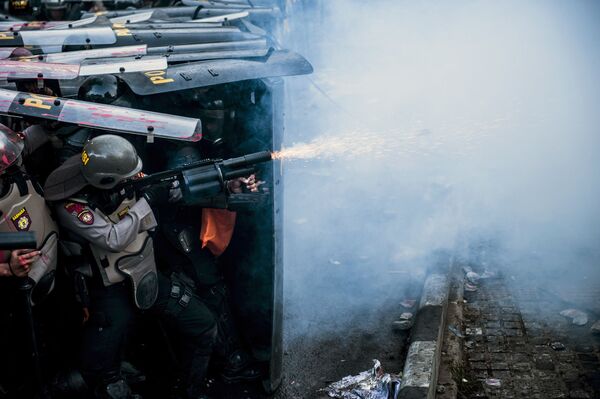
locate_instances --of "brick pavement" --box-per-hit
[456,273,600,399]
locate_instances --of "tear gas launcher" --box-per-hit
[115,150,273,208]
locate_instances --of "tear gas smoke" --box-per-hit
[280,0,600,353]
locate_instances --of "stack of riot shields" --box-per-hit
[0,0,311,396]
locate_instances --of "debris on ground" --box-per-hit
[323,359,401,399]
[464,340,474,349]
[448,325,464,338]
[559,309,588,326]
[465,327,482,336]
[591,320,600,334]
[465,272,480,285]
[400,299,416,308]
[399,312,413,320]
[480,270,497,279]
[484,378,501,387]
[392,320,412,331]
[464,283,478,292]
[549,342,566,351]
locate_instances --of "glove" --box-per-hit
[140,184,170,207]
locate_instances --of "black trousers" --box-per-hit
[80,282,135,387]
[80,274,219,392]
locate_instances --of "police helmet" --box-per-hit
[0,124,24,174]
[81,135,142,189]
[43,0,67,10]
[78,75,129,105]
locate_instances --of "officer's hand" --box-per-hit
[227,174,264,193]
[9,249,40,277]
[141,184,170,207]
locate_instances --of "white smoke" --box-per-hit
[281,0,600,338]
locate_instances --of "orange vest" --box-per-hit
[199,208,237,256]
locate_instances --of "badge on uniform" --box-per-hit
[11,207,31,231]
[77,210,94,225]
[117,207,130,220]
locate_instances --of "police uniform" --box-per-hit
[44,135,219,399]
[152,145,261,387]
[44,136,160,397]
[0,124,59,396]
[0,123,59,302]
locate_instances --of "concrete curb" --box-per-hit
[399,262,451,399]
[436,263,464,399]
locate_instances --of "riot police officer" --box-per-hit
[0,124,59,397]
[153,146,263,388]
[0,123,59,301]
[44,135,219,399]
[44,135,160,398]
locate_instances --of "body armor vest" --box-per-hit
[0,176,59,304]
[85,195,158,310]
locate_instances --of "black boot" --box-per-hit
[184,352,213,399]
[220,350,263,384]
[94,371,142,399]
[96,378,142,399]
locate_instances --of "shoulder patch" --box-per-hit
[64,202,86,214]
[64,202,94,225]
[77,210,94,225]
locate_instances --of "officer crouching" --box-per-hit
[44,135,221,399]
[44,135,161,398]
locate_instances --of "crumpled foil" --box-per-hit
[323,360,401,399]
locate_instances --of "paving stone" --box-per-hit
[504,329,523,337]
[511,353,530,363]
[569,390,591,398]
[500,314,521,322]
[561,369,581,383]
[455,272,600,399]
[489,353,507,362]
[490,370,511,379]
[490,362,509,370]
[534,354,555,370]
[511,362,531,372]
[468,352,487,362]
[486,321,501,328]
[470,361,488,371]
[502,321,521,329]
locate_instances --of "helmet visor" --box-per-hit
[0,124,24,173]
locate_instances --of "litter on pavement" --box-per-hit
[323,359,401,399]
[448,325,464,338]
[484,378,501,387]
[559,309,588,326]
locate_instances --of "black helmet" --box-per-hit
[81,135,143,189]
[0,124,24,174]
[166,146,202,170]
[78,75,129,106]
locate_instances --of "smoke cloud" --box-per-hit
[280,0,600,340]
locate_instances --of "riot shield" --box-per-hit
[0,60,79,79]
[161,48,269,63]
[194,11,250,23]
[118,49,313,95]
[45,16,98,30]
[26,45,147,63]
[0,27,117,49]
[101,27,259,49]
[0,88,201,141]
[79,57,168,76]
[146,38,268,53]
